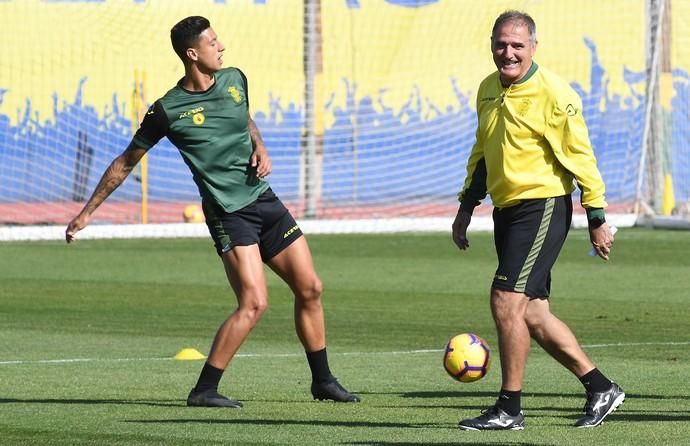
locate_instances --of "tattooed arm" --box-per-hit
[65,145,147,243]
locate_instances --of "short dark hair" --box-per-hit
[491,10,537,45]
[170,16,211,61]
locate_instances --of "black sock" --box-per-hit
[496,389,522,416]
[306,348,333,383]
[579,368,612,393]
[194,362,224,392]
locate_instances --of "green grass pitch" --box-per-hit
[1,228,689,445]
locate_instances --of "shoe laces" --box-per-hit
[478,405,501,419]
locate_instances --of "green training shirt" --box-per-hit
[131,67,269,213]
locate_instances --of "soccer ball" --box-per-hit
[443,333,491,383]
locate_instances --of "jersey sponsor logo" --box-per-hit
[566,103,578,116]
[480,96,497,102]
[192,113,205,125]
[179,106,205,120]
[227,86,243,103]
[283,224,300,239]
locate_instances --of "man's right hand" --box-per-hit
[452,209,472,250]
[65,214,90,243]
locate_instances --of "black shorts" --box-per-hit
[203,188,303,262]
[491,195,572,299]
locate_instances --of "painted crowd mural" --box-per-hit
[1,0,688,222]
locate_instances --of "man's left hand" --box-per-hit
[251,145,272,178]
[589,222,614,261]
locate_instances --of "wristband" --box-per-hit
[586,208,606,228]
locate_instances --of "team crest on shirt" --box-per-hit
[227,86,243,103]
[517,98,532,116]
[192,113,205,125]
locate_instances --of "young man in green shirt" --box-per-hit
[66,16,358,408]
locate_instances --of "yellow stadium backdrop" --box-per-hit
[0,0,688,224]
[2,0,670,121]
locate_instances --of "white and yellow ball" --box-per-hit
[182,204,204,223]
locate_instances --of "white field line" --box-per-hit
[0,341,688,366]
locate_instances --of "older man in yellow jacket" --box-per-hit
[452,9,624,431]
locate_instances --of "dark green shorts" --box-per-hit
[203,188,303,262]
[491,194,572,299]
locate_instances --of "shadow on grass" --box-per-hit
[0,398,182,407]
[125,419,444,429]
[127,420,553,445]
[369,391,690,417]
[364,390,690,401]
[557,412,690,423]
[341,443,550,446]
[609,413,690,422]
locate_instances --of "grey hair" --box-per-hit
[491,10,537,45]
